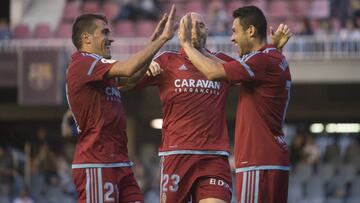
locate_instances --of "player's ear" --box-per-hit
[248,25,256,38]
[81,32,91,45]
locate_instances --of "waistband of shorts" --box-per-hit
[235,165,290,173]
[71,162,134,169]
[158,150,229,157]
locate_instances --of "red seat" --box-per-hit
[33,23,52,38]
[308,0,330,19]
[185,1,205,14]
[13,24,30,39]
[114,20,136,37]
[251,0,267,14]
[292,0,310,17]
[268,0,290,18]
[227,0,245,12]
[136,20,156,37]
[82,1,100,14]
[55,22,72,38]
[62,1,80,22]
[102,1,120,21]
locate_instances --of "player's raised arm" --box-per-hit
[106,4,177,78]
[270,24,293,51]
[180,14,228,81]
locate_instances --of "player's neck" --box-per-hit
[251,38,266,52]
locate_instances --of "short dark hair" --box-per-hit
[232,6,267,40]
[72,14,108,50]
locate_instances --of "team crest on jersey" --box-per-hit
[178,64,188,71]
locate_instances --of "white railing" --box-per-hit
[1,35,360,60]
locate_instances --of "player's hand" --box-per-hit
[179,14,192,47]
[270,24,293,50]
[150,13,168,41]
[191,20,201,47]
[146,61,164,76]
[159,4,178,41]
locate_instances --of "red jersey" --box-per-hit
[137,49,234,156]
[222,45,291,172]
[66,51,132,168]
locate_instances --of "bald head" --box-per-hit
[179,12,208,49]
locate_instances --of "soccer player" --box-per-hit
[179,6,292,203]
[133,11,291,203]
[66,5,177,203]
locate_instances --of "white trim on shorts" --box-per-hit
[85,168,104,203]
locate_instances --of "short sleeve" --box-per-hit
[83,56,117,83]
[135,51,168,89]
[214,52,236,62]
[223,52,268,84]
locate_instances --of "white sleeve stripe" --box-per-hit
[153,51,178,61]
[237,59,255,77]
[262,47,277,53]
[254,170,260,203]
[87,57,102,76]
[243,51,260,62]
[88,53,102,60]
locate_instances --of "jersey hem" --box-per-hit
[71,162,134,169]
[158,150,229,157]
[235,165,290,173]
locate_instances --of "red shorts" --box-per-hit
[72,167,144,203]
[160,154,232,203]
[236,170,289,203]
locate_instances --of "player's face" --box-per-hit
[178,12,208,49]
[230,18,252,56]
[91,20,114,59]
[190,13,208,49]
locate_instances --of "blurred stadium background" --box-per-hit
[0,0,360,202]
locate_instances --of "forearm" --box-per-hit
[107,37,167,78]
[118,60,151,91]
[183,45,227,80]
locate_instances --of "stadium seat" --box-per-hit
[33,23,52,38]
[55,22,72,38]
[62,1,81,22]
[185,1,205,15]
[114,20,136,37]
[288,175,304,203]
[136,20,156,37]
[82,1,100,14]
[208,0,226,10]
[227,0,245,13]
[292,0,310,17]
[13,24,30,39]
[268,0,291,19]
[308,0,330,19]
[250,0,267,15]
[102,1,120,22]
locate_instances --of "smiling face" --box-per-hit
[230,18,253,56]
[87,19,114,59]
